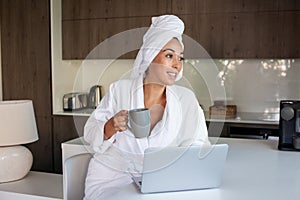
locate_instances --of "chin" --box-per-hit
[164,79,176,86]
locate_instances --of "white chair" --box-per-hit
[64,153,92,200]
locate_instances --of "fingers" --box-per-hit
[113,110,128,132]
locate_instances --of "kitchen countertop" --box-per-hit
[54,110,279,125]
[205,112,279,125]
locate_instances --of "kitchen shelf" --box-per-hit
[205,112,279,125]
[55,110,279,126]
[54,109,94,117]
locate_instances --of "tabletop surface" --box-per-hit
[105,137,300,200]
[0,171,63,200]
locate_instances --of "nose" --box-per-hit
[172,56,182,71]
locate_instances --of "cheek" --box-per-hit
[152,64,164,74]
[178,62,183,70]
[152,57,161,65]
[152,55,170,66]
[161,59,173,68]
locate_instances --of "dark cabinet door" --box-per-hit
[62,0,170,59]
[172,0,300,58]
[1,0,53,172]
[52,115,89,173]
[206,121,230,137]
[62,0,300,59]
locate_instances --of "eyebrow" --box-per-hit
[162,48,184,55]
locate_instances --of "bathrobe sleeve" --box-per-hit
[84,82,118,152]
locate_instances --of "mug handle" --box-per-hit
[126,113,133,133]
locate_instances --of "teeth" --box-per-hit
[167,72,176,78]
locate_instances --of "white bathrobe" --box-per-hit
[83,75,209,200]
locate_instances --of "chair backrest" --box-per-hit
[65,153,92,200]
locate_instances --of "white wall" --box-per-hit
[214,59,300,113]
[52,57,300,114]
[51,0,77,113]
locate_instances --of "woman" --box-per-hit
[83,15,209,200]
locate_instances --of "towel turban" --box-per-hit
[130,15,185,81]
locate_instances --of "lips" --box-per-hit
[167,71,177,79]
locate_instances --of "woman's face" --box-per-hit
[145,38,184,86]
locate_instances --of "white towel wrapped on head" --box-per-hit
[131,15,185,81]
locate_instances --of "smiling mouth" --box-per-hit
[167,72,177,79]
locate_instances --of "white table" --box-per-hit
[61,137,300,200]
[106,137,300,200]
[0,171,63,200]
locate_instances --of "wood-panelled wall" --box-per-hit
[0,0,53,172]
[1,0,89,173]
[62,0,300,59]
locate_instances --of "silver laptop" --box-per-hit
[132,144,228,193]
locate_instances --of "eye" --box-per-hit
[166,54,173,59]
[179,57,185,61]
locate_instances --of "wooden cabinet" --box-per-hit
[62,0,300,59]
[173,0,300,58]
[207,121,279,139]
[62,0,170,59]
[62,0,170,20]
[206,121,230,137]
[62,16,149,59]
[0,0,53,172]
[228,123,279,139]
[52,115,89,173]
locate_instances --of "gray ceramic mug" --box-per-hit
[127,108,150,138]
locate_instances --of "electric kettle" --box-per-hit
[88,85,102,109]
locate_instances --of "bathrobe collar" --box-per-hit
[129,75,182,148]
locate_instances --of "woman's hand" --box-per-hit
[104,110,128,139]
